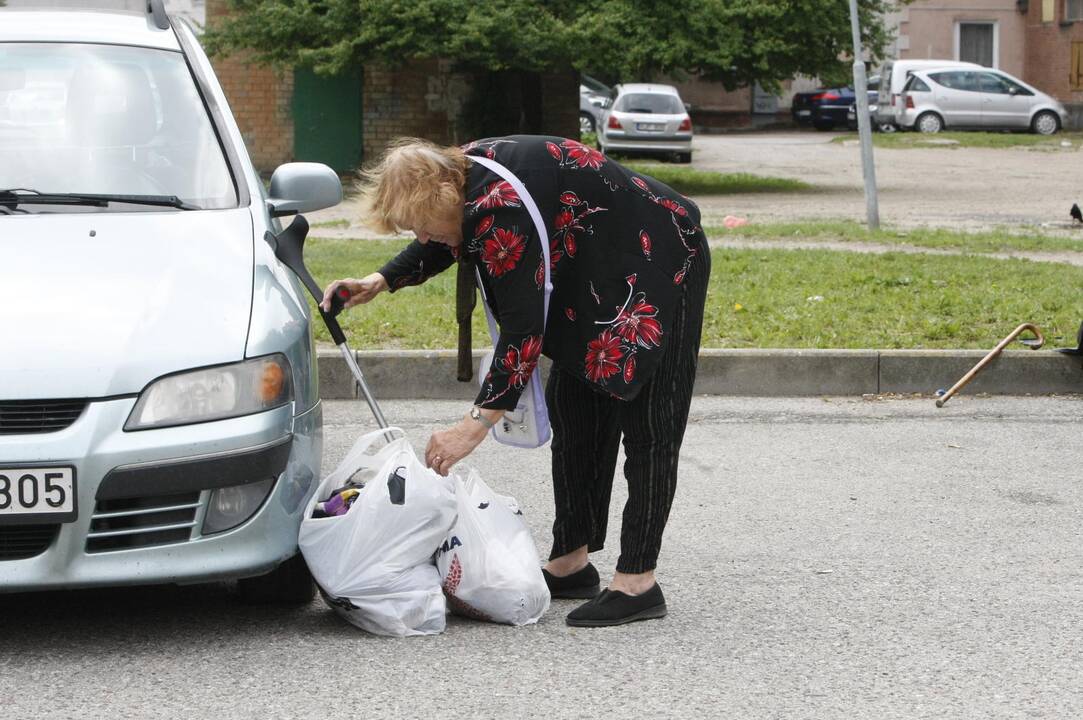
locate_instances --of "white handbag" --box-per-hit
[470,154,552,449]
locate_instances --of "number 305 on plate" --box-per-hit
[0,467,77,524]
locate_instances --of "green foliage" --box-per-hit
[205,0,901,88]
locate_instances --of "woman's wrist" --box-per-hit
[464,406,502,437]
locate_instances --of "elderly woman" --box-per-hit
[322,135,710,627]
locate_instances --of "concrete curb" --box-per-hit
[317,348,1083,400]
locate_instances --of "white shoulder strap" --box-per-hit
[469,155,552,345]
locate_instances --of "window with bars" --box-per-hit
[1068,0,1083,20]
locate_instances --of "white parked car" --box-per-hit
[897,68,1068,134]
[598,83,693,163]
[876,59,982,130]
[0,2,341,601]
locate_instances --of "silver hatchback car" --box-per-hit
[598,83,693,163]
[0,4,341,601]
[897,67,1068,135]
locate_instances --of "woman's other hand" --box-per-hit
[424,418,489,477]
[320,273,388,312]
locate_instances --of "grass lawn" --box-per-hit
[303,237,1083,350]
[833,130,1083,150]
[708,220,1083,255]
[625,164,812,195]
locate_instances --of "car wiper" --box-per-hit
[0,190,200,210]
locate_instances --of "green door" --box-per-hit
[291,67,363,173]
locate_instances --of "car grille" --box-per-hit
[0,524,60,560]
[86,491,202,553]
[0,400,87,435]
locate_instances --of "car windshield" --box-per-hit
[615,93,684,114]
[0,43,237,212]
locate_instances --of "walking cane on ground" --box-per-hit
[935,323,1044,408]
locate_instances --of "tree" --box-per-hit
[206,0,901,86]
[205,0,902,137]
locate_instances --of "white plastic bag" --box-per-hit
[299,427,457,637]
[436,470,550,625]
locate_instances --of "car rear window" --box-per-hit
[614,93,684,114]
[904,76,931,93]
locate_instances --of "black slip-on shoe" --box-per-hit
[542,563,601,599]
[565,583,667,627]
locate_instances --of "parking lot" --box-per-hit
[308,131,1083,237]
[4,396,1083,719]
[690,131,1083,232]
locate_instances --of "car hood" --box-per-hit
[0,208,254,400]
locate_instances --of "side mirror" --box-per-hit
[1008,86,1018,96]
[267,162,343,218]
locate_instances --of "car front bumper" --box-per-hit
[0,397,322,593]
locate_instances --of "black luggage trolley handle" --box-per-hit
[270,215,391,433]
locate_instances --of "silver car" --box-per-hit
[598,83,693,163]
[897,68,1068,135]
[0,4,341,601]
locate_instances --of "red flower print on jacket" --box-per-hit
[481,227,525,277]
[560,140,606,170]
[584,331,624,383]
[612,298,663,348]
[503,335,543,388]
[552,195,607,259]
[471,181,521,211]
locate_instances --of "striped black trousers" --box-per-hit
[545,239,710,574]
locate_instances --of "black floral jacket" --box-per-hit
[378,135,706,411]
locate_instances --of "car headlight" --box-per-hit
[125,354,293,431]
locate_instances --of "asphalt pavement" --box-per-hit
[3,396,1083,719]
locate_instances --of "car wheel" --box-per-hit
[878,122,898,133]
[579,112,595,135]
[916,112,943,134]
[677,152,692,164]
[1031,110,1060,136]
[237,553,315,605]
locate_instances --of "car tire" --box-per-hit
[579,112,595,135]
[237,552,315,605]
[916,112,944,134]
[878,122,898,133]
[676,152,692,164]
[1031,110,1060,136]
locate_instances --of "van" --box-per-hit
[876,59,982,127]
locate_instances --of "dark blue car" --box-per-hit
[792,76,879,131]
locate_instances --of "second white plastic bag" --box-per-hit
[299,427,457,637]
[436,470,550,625]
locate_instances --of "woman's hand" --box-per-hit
[424,416,490,477]
[320,273,388,312]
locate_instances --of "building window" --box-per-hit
[1073,42,1083,90]
[1068,0,1083,20]
[958,22,996,67]
[1044,0,1056,22]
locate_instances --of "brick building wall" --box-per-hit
[1024,0,1083,128]
[205,0,294,171]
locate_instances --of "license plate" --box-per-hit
[797,110,811,117]
[0,466,77,524]
[636,122,665,131]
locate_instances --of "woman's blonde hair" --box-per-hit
[355,138,470,234]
